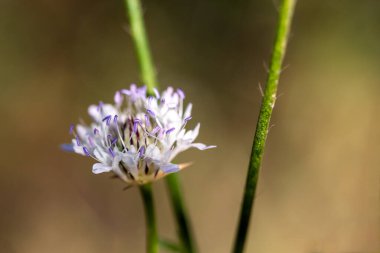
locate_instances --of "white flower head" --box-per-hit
[63,84,216,186]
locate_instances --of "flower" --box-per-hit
[63,84,216,186]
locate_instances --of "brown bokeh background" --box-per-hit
[0,0,379,252]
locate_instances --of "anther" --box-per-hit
[166,128,175,134]
[83,147,90,156]
[102,115,112,126]
[146,109,155,117]
[108,147,115,157]
[76,136,81,146]
[184,116,192,122]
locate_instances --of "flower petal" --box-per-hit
[160,163,179,174]
[92,163,112,174]
[61,143,74,152]
[183,103,192,119]
[160,163,180,173]
[191,143,217,150]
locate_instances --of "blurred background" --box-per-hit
[0,0,379,252]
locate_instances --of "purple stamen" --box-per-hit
[158,129,165,138]
[111,137,118,145]
[108,147,115,157]
[102,115,112,126]
[69,124,74,134]
[161,98,165,104]
[146,109,155,117]
[113,115,118,124]
[93,128,99,135]
[177,88,185,99]
[151,126,160,134]
[88,137,94,147]
[76,136,81,146]
[83,147,90,156]
[97,101,104,112]
[166,127,175,134]
[145,114,150,127]
[184,116,192,122]
[134,118,142,123]
[139,146,145,157]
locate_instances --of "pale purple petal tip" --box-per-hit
[153,88,160,98]
[97,101,104,112]
[121,89,131,95]
[115,91,124,105]
[160,164,179,173]
[177,88,185,99]
[61,143,74,152]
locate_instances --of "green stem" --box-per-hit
[125,0,157,93]
[139,183,159,253]
[232,1,296,253]
[165,174,196,253]
[124,0,196,252]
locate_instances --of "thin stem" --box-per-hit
[232,1,297,253]
[125,0,157,93]
[165,174,196,253]
[123,0,196,252]
[139,183,159,253]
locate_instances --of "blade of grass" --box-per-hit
[232,1,297,253]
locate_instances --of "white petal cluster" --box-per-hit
[66,84,215,185]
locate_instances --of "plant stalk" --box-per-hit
[124,0,196,252]
[166,174,196,253]
[232,1,297,253]
[139,183,159,253]
[125,0,157,93]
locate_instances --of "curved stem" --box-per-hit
[125,0,157,93]
[232,1,297,253]
[139,183,159,253]
[166,174,197,253]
